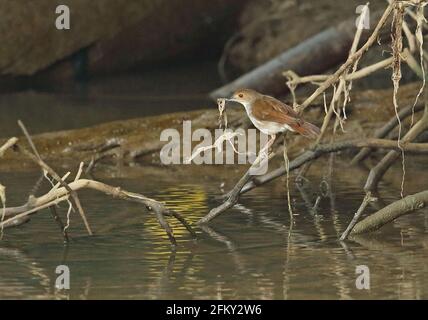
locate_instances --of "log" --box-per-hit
[210,12,382,99]
[351,190,428,234]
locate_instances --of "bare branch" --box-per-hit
[297,1,395,112]
[351,189,428,234]
[0,178,196,245]
[0,137,18,157]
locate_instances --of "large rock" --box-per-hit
[0,0,248,79]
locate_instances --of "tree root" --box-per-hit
[351,102,425,164]
[0,137,18,157]
[364,108,428,192]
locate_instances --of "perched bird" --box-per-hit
[227,88,320,150]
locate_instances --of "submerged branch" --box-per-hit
[1,177,196,245]
[199,137,428,223]
[351,189,428,234]
[240,137,428,196]
[340,192,376,241]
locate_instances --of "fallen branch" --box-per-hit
[197,163,254,224]
[345,36,428,237]
[241,137,428,195]
[1,126,195,246]
[0,137,18,157]
[199,137,428,223]
[1,178,196,245]
[16,121,93,236]
[210,10,384,99]
[350,189,428,234]
[339,192,376,241]
[297,2,394,112]
[1,137,19,234]
[284,56,394,87]
[351,102,425,164]
[364,108,428,192]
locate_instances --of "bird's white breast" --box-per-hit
[242,101,293,135]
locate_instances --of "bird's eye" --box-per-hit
[238,94,244,98]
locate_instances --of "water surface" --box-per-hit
[0,60,220,138]
[0,61,427,300]
[0,159,427,300]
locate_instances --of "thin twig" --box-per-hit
[340,192,376,241]
[16,122,93,236]
[364,104,428,192]
[0,137,18,157]
[351,101,425,164]
[49,206,69,242]
[283,136,294,223]
[297,1,395,112]
[240,137,428,196]
[0,178,196,246]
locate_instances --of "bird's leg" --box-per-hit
[252,134,276,170]
[259,134,276,159]
[269,134,276,147]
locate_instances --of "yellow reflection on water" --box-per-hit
[145,184,208,242]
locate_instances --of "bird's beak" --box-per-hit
[225,98,239,103]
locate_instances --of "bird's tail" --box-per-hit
[294,121,321,139]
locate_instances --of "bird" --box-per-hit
[226,88,320,152]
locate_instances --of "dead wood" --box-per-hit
[210,9,388,99]
[202,1,428,239]
[198,137,428,224]
[1,176,196,246]
[351,102,425,164]
[1,0,246,78]
[0,138,18,157]
[0,128,196,246]
[351,189,428,234]
[364,107,428,192]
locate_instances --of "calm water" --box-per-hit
[0,60,220,138]
[0,160,427,300]
[1,61,427,299]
